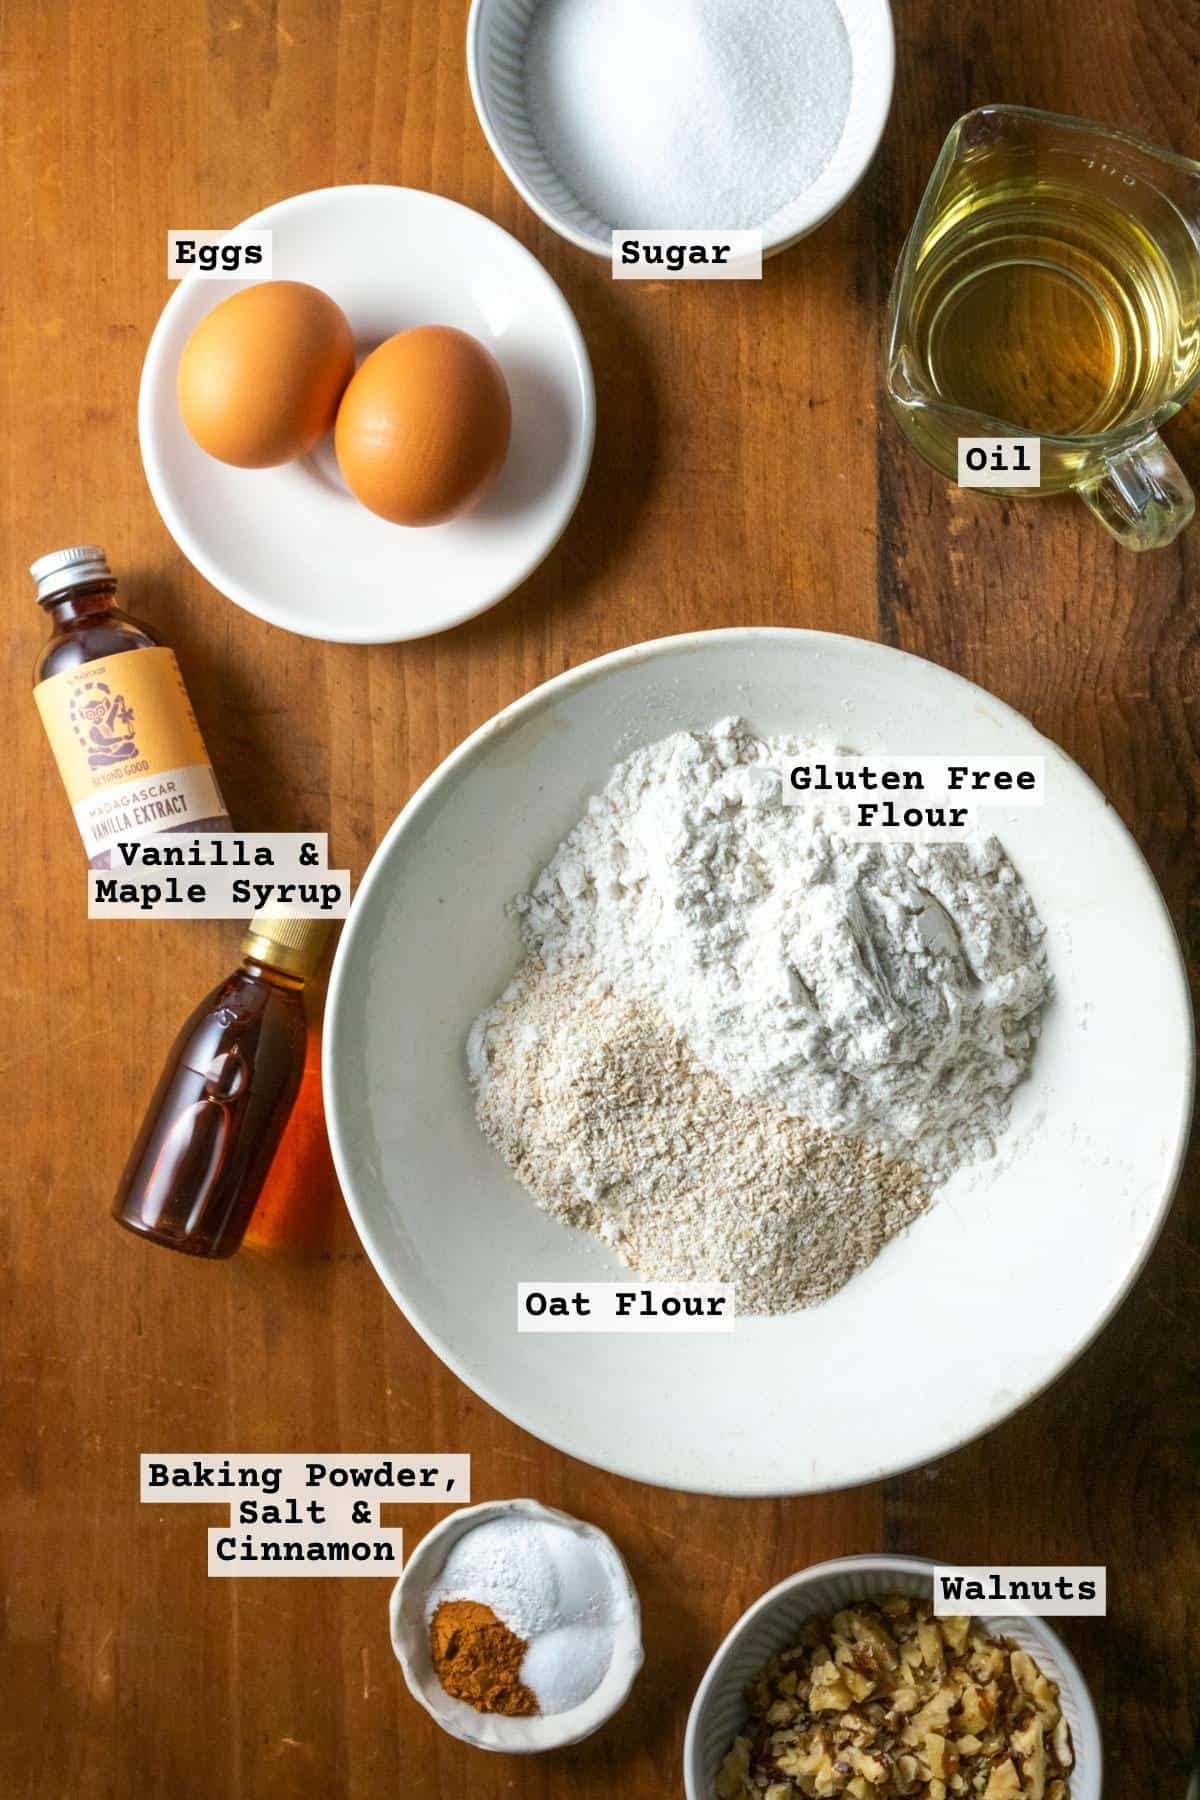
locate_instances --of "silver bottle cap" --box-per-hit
[30,545,113,604]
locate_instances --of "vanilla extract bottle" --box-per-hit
[113,916,332,1258]
[31,546,230,868]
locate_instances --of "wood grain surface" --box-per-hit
[3,1,1197,1795]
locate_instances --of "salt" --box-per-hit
[524,0,853,230]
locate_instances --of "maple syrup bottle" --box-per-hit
[242,1027,340,1259]
[31,545,229,868]
[113,917,332,1258]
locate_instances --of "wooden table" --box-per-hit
[4,1,1198,1794]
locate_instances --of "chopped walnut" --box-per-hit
[715,1597,1074,1800]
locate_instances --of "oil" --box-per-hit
[891,163,1200,490]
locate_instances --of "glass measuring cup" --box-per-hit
[885,106,1200,550]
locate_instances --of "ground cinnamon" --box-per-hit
[429,1598,538,1716]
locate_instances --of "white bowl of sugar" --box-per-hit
[467,0,895,258]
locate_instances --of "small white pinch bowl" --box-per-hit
[684,1555,1103,1800]
[389,1497,643,1752]
[467,0,895,259]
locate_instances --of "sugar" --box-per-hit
[523,0,853,230]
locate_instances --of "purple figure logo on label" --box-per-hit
[70,677,138,769]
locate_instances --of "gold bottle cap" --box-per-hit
[241,914,334,980]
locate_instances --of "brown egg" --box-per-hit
[334,326,511,526]
[177,281,355,468]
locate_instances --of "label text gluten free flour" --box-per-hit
[782,755,1046,840]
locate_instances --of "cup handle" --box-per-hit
[1078,432,1195,551]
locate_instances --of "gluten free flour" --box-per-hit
[468,719,1050,1315]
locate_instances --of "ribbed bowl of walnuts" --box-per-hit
[684,1555,1101,1800]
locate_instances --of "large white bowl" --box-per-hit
[323,628,1192,1495]
[467,0,895,258]
[140,185,594,644]
[684,1555,1102,1800]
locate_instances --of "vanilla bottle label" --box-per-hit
[35,647,229,866]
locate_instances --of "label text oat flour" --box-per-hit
[518,1282,735,1332]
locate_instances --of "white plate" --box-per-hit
[139,186,594,644]
[323,629,1193,1495]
